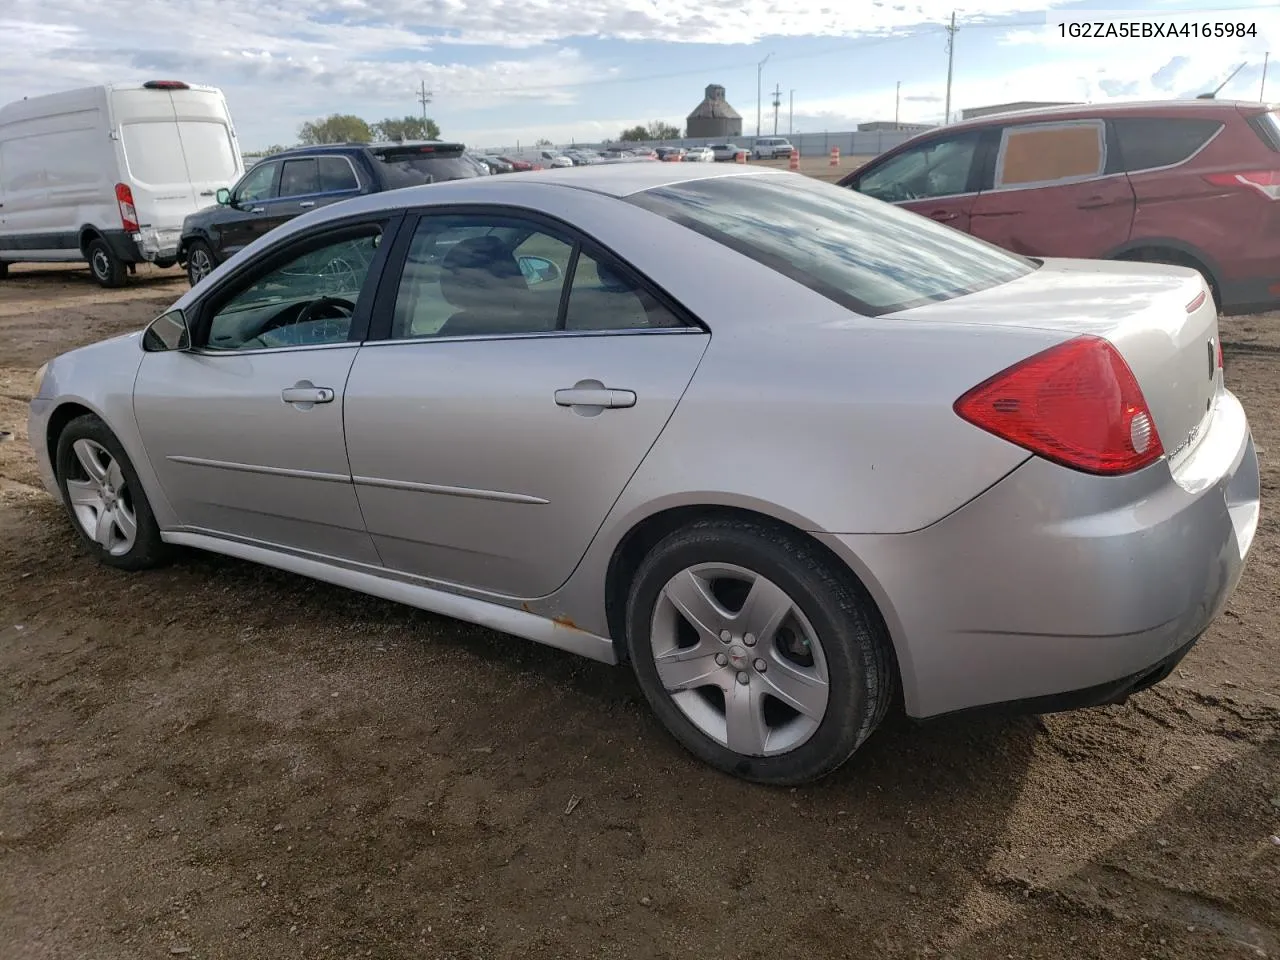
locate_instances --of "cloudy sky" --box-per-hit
[2,0,1277,151]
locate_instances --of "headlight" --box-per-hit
[31,362,49,398]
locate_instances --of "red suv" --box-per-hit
[839,100,1280,311]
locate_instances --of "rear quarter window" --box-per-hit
[1111,117,1222,172]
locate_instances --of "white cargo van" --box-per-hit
[0,80,244,287]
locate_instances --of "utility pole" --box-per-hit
[417,81,433,124]
[895,80,901,126]
[789,89,795,135]
[756,53,772,138]
[771,84,782,135]
[1263,52,1270,102]
[943,11,958,125]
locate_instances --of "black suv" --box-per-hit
[179,140,486,286]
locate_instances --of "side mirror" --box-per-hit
[216,187,231,205]
[517,255,562,286]
[142,309,191,352]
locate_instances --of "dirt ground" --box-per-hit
[0,257,1277,960]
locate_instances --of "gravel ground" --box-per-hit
[0,255,1277,960]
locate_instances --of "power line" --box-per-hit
[943,11,958,125]
[417,80,433,122]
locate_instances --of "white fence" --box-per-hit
[481,129,920,159]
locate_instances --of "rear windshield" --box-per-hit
[626,173,1036,315]
[121,121,238,185]
[369,145,476,187]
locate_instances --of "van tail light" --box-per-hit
[954,335,1164,476]
[1202,170,1280,199]
[115,183,139,232]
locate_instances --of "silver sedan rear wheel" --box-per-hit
[625,517,896,785]
[650,563,831,757]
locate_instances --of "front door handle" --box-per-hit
[1076,195,1111,209]
[554,384,636,409]
[928,209,958,222]
[249,206,265,214]
[281,382,335,407]
[299,201,316,209]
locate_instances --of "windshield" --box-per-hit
[370,146,476,188]
[627,173,1036,316]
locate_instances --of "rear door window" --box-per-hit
[994,120,1105,189]
[318,156,360,192]
[121,122,188,184]
[176,121,239,183]
[1111,118,1222,172]
[279,158,320,198]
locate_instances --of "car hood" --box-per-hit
[182,203,228,233]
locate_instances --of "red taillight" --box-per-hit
[954,335,1164,476]
[143,80,190,90]
[1217,338,1224,369]
[1202,169,1280,199]
[114,183,139,232]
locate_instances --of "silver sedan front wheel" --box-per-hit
[650,563,830,757]
[626,518,896,785]
[65,438,138,556]
[55,413,170,571]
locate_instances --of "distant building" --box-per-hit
[856,121,935,133]
[960,101,1080,120]
[687,84,743,139]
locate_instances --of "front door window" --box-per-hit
[856,133,981,202]
[204,227,384,351]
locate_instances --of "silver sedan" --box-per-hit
[28,165,1260,784]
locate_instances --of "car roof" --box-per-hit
[263,140,466,159]
[938,97,1274,134]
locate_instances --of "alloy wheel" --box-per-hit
[649,563,831,757]
[65,438,138,556]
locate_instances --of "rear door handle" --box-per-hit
[281,383,335,406]
[928,209,958,222]
[554,386,636,409]
[299,201,316,209]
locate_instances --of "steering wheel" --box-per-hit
[296,295,356,327]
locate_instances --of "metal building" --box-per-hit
[686,84,743,139]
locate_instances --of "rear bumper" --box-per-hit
[1219,275,1280,312]
[817,387,1260,719]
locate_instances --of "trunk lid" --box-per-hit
[891,257,1221,467]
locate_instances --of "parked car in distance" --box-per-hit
[655,146,687,162]
[840,98,1280,312]
[29,165,1257,785]
[754,137,794,159]
[709,143,748,162]
[477,155,514,174]
[497,155,536,172]
[0,80,244,286]
[683,146,715,162]
[178,140,480,286]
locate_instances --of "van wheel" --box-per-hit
[0,262,9,279]
[86,239,127,288]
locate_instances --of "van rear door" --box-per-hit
[112,85,242,256]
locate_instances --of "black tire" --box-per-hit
[86,238,127,288]
[185,239,216,287]
[625,518,896,785]
[55,414,170,571]
[0,262,9,279]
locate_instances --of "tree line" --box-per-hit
[256,113,444,155]
[618,121,682,142]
